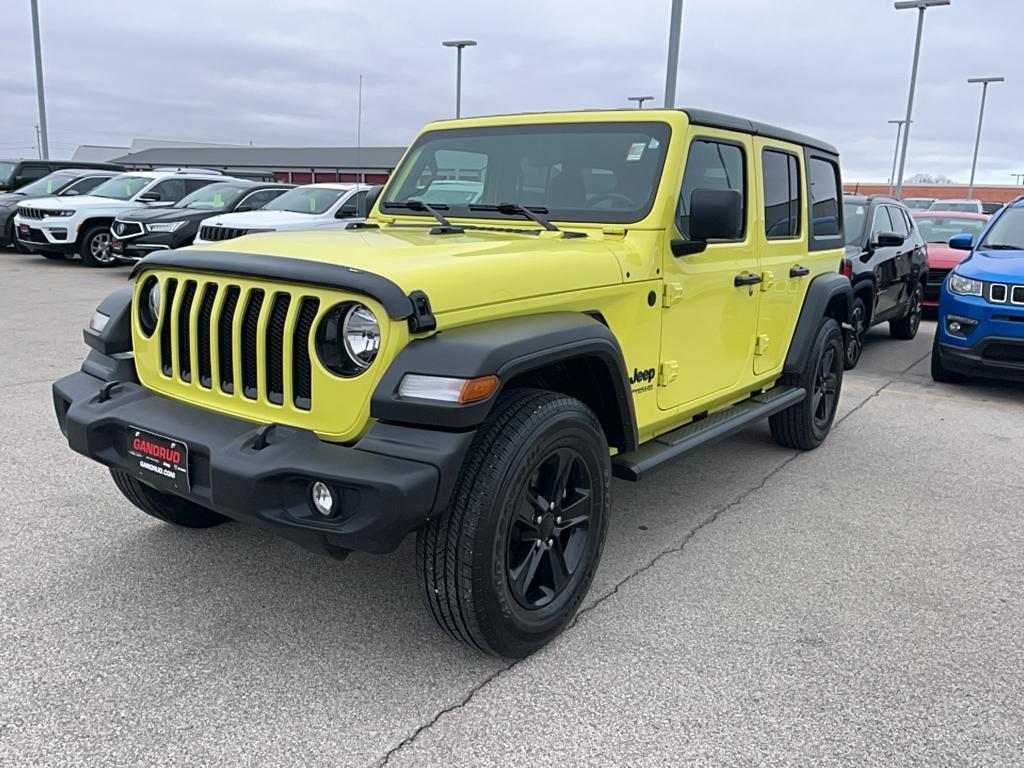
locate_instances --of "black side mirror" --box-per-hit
[363,185,384,216]
[671,188,743,257]
[137,192,161,202]
[335,204,359,219]
[873,231,904,248]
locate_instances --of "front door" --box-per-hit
[866,205,901,319]
[658,131,760,411]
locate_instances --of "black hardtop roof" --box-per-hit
[681,108,838,156]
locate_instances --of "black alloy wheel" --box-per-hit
[812,342,841,431]
[844,297,867,369]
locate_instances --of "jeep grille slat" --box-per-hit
[292,298,319,410]
[176,281,197,382]
[159,279,178,376]
[217,286,240,393]
[196,283,217,388]
[199,225,248,242]
[241,289,265,400]
[266,293,291,405]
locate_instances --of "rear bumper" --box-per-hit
[53,369,474,556]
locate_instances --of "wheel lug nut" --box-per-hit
[547,538,554,547]
[534,515,543,524]
[548,502,556,511]
[555,516,562,525]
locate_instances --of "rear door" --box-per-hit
[753,139,807,375]
[658,129,760,410]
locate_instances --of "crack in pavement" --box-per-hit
[373,357,926,767]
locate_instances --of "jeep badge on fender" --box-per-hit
[52,108,850,658]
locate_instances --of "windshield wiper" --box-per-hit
[982,243,1024,250]
[469,202,586,239]
[381,200,464,234]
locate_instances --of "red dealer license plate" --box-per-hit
[111,239,123,254]
[124,427,190,493]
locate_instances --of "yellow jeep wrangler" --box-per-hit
[54,109,851,657]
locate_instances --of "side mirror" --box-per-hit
[363,185,384,216]
[948,232,973,250]
[671,188,742,257]
[137,192,161,202]
[63,189,80,196]
[873,231,904,248]
[335,204,359,219]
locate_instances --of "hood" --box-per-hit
[923,242,968,270]
[119,206,209,224]
[190,225,625,314]
[23,194,126,210]
[200,209,324,230]
[957,248,1024,283]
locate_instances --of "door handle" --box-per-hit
[789,265,810,278]
[734,273,763,287]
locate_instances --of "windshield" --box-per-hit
[383,122,671,224]
[0,162,14,182]
[843,202,868,245]
[979,207,1024,250]
[178,182,251,210]
[263,186,346,214]
[90,175,151,200]
[15,171,76,196]
[930,201,978,213]
[902,199,934,210]
[915,216,987,244]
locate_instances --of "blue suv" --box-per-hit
[932,197,1024,383]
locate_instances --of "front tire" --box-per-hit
[890,283,923,340]
[770,318,844,450]
[79,224,116,267]
[417,389,611,658]
[930,333,965,383]
[110,468,230,528]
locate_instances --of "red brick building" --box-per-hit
[843,182,1023,204]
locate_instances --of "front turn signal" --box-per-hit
[398,374,500,404]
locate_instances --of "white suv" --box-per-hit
[193,183,370,245]
[14,168,228,266]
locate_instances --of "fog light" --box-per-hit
[89,310,110,333]
[311,481,335,517]
[945,314,978,339]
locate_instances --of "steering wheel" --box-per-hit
[586,192,638,209]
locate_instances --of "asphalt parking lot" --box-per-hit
[2,250,1022,767]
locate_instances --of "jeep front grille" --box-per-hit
[17,207,46,220]
[155,277,319,411]
[199,225,249,242]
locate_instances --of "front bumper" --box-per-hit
[14,219,75,252]
[936,337,1024,382]
[53,369,474,556]
[937,290,1024,382]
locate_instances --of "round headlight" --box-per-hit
[315,302,380,376]
[138,276,161,336]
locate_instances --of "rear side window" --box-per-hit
[678,139,746,240]
[887,206,909,237]
[808,157,841,239]
[762,150,800,239]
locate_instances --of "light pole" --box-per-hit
[30,0,49,159]
[887,119,910,195]
[966,76,1003,199]
[442,40,477,118]
[1012,173,1024,186]
[628,96,655,109]
[663,0,684,108]
[893,0,950,199]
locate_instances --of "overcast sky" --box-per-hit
[2,0,1020,184]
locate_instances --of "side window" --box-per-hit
[887,206,909,237]
[808,157,841,238]
[184,178,217,194]
[762,149,800,239]
[871,206,894,237]
[899,207,916,235]
[336,190,369,218]
[678,139,745,240]
[235,189,281,212]
[146,178,187,202]
[64,176,106,195]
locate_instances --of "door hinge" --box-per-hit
[662,282,683,307]
[760,271,775,292]
[658,361,679,386]
[754,334,770,356]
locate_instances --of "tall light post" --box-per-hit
[442,40,477,118]
[30,0,49,159]
[966,76,1003,199]
[893,0,950,199]
[663,0,684,108]
[887,119,910,195]
[628,96,655,109]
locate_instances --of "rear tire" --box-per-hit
[930,333,965,384]
[79,224,116,267]
[110,468,230,528]
[416,389,611,657]
[890,284,923,340]
[770,318,844,450]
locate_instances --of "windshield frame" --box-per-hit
[89,174,152,201]
[381,121,673,225]
[979,205,1024,251]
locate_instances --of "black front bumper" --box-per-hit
[53,370,474,557]
[937,337,1024,383]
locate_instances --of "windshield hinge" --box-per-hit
[602,226,627,238]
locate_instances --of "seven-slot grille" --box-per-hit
[987,282,1024,306]
[199,225,249,242]
[17,206,47,220]
[113,220,144,238]
[155,277,320,410]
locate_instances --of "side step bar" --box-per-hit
[611,385,805,481]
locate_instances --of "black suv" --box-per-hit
[111,180,293,262]
[0,159,121,192]
[1,168,119,251]
[840,194,928,368]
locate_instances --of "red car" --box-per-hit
[912,211,990,308]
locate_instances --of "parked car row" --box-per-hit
[903,196,1003,215]
[6,167,375,266]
